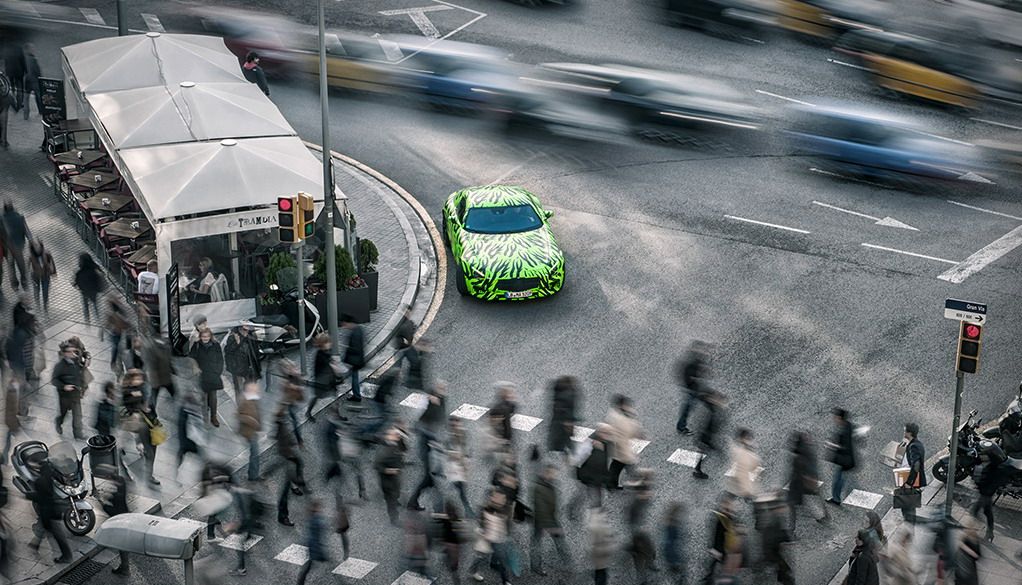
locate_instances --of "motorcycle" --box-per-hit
[981,381,1022,457]
[973,439,1022,501]
[931,409,983,483]
[240,285,323,361]
[12,441,96,536]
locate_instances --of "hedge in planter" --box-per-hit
[358,238,380,311]
[313,246,370,324]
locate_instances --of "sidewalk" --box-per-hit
[0,103,439,583]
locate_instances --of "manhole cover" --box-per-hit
[60,559,106,585]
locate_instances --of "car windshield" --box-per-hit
[464,204,542,234]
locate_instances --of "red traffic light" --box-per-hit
[964,324,981,339]
[277,197,293,212]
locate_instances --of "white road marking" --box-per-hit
[754,89,815,107]
[486,153,543,186]
[379,5,452,39]
[947,200,1022,221]
[219,534,263,551]
[812,201,919,231]
[274,544,309,565]
[379,5,455,15]
[937,224,1022,283]
[809,167,888,188]
[860,243,959,265]
[450,403,489,421]
[842,489,884,510]
[391,571,434,585]
[392,2,487,65]
[333,558,379,579]
[571,426,595,442]
[373,33,405,62]
[399,392,429,410]
[631,439,651,455]
[667,448,702,468]
[725,215,811,234]
[971,118,1022,131]
[510,414,543,432]
[140,13,165,32]
[79,7,105,25]
[911,130,974,147]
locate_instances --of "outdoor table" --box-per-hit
[104,218,152,241]
[52,149,107,168]
[81,194,133,213]
[67,171,119,193]
[125,245,156,265]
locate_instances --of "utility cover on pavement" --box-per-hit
[944,298,988,324]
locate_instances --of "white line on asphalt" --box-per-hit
[812,201,919,231]
[510,414,543,432]
[937,224,1022,283]
[631,439,651,455]
[970,118,1022,131]
[754,89,815,107]
[379,5,454,15]
[911,130,974,147]
[808,167,888,189]
[947,200,1022,221]
[274,544,309,565]
[842,489,885,510]
[572,426,595,442]
[391,1,487,65]
[390,571,433,585]
[450,403,488,421]
[667,448,702,468]
[486,153,542,186]
[140,13,165,32]
[333,558,379,579]
[409,10,442,38]
[79,7,106,25]
[399,392,429,409]
[219,534,263,551]
[724,215,811,234]
[860,243,959,265]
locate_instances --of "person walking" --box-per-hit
[105,298,130,371]
[971,443,1013,542]
[275,401,306,527]
[186,314,210,354]
[825,407,856,506]
[4,301,35,383]
[341,315,365,401]
[661,502,687,585]
[2,201,30,291]
[605,394,645,490]
[337,414,367,500]
[900,422,926,523]
[530,462,571,577]
[700,495,737,585]
[189,328,225,427]
[955,518,982,585]
[724,428,762,503]
[99,472,131,576]
[588,507,614,585]
[241,52,270,96]
[224,325,260,399]
[51,343,86,439]
[844,530,880,585]
[760,497,794,585]
[333,493,352,560]
[469,490,511,585]
[28,239,55,311]
[144,335,176,412]
[307,333,338,420]
[675,341,711,435]
[121,368,160,486]
[691,389,726,480]
[569,423,611,519]
[237,382,262,482]
[1,376,23,465]
[438,499,467,585]
[94,381,117,437]
[175,384,205,472]
[446,415,474,517]
[394,304,416,364]
[0,72,13,149]
[21,44,41,120]
[73,253,104,325]
[375,426,405,526]
[787,431,828,536]
[548,375,580,456]
[404,337,432,393]
[28,459,73,563]
[490,383,517,445]
[408,382,448,511]
[3,42,25,113]
[226,485,261,576]
[296,499,330,585]
[884,530,918,585]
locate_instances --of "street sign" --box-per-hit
[944,298,987,324]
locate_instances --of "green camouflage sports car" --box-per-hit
[442,185,565,300]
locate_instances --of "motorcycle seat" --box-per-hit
[14,441,49,473]
[248,314,289,327]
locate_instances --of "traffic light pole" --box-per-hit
[117,0,127,35]
[294,241,307,376]
[318,0,339,356]
[945,371,965,517]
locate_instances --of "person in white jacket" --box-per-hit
[604,394,645,490]
[724,428,762,501]
[469,490,510,584]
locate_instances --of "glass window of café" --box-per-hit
[170,228,277,305]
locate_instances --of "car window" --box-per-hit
[464,205,542,234]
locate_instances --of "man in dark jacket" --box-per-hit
[548,375,579,455]
[490,383,517,443]
[3,42,26,113]
[676,341,711,435]
[51,344,85,439]
[971,447,1014,541]
[241,52,270,96]
[407,382,447,511]
[275,402,306,526]
[826,408,856,506]
[901,422,926,523]
[341,316,365,401]
[760,499,794,585]
[224,325,260,398]
[569,423,611,519]
[22,43,42,120]
[404,337,431,392]
[73,253,103,324]
[188,328,225,427]
[28,461,73,563]
[144,336,175,412]
[530,462,571,576]
[1,201,29,289]
[308,333,337,420]
[375,426,405,526]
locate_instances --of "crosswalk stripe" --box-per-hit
[219,534,262,551]
[274,544,309,565]
[842,489,884,510]
[450,403,488,421]
[141,13,165,32]
[79,7,105,25]
[333,557,378,579]
[399,392,428,409]
[571,426,595,442]
[510,413,542,432]
[667,448,702,468]
[631,439,651,455]
[390,571,433,585]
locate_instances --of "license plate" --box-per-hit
[505,290,534,299]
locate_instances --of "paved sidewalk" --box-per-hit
[0,101,440,583]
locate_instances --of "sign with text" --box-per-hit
[944,298,987,325]
[37,77,66,121]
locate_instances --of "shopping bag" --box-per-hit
[893,467,922,488]
[892,486,921,509]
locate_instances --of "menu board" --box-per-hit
[38,77,66,121]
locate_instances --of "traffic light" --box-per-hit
[296,192,315,240]
[957,322,982,374]
[278,196,297,243]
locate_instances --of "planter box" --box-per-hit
[361,271,379,312]
[315,286,371,325]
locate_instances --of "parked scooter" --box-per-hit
[12,441,96,536]
[241,285,323,361]
[932,409,984,483]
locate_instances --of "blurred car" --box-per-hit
[835,30,981,109]
[775,0,884,41]
[193,7,304,75]
[442,185,565,301]
[786,104,993,185]
[664,0,776,37]
[291,31,398,93]
[953,0,1022,48]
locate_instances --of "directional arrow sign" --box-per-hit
[944,298,988,324]
[812,201,919,231]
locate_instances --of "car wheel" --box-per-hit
[454,264,469,296]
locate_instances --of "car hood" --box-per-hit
[459,228,562,275]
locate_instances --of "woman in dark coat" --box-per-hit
[73,253,103,325]
[787,431,829,535]
[307,333,336,420]
[548,376,579,455]
[845,530,880,585]
[188,328,224,427]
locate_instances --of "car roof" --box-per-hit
[459,185,536,209]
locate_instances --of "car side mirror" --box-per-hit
[544,210,554,219]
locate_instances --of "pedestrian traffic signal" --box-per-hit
[957,322,982,374]
[278,196,297,243]
[296,192,315,240]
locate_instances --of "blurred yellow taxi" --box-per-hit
[294,32,399,93]
[775,0,883,41]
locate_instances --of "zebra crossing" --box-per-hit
[214,537,415,583]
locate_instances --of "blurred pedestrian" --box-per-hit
[724,427,761,502]
[2,201,30,290]
[333,494,351,561]
[845,530,880,585]
[338,414,366,499]
[899,422,926,523]
[94,381,117,437]
[73,253,103,325]
[1,376,23,465]
[760,496,793,585]
[661,502,687,585]
[3,42,26,112]
[3,299,35,382]
[569,423,611,519]
[404,336,432,392]
[99,471,130,576]
[0,73,11,149]
[490,383,517,445]
[862,510,886,550]
[469,489,510,584]
[446,415,474,516]
[675,341,711,435]
[691,390,726,480]
[408,381,448,511]
[375,426,405,526]
[241,52,270,97]
[955,518,982,585]
[547,375,579,456]
[28,239,55,312]
[323,406,343,484]
[403,509,431,578]
[341,315,365,401]
[588,507,614,585]
[51,342,86,439]
[438,499,467,585]
[308,333,338,420]
[224,325,260,399]
[226,485,261,576]
[189,328,225,427]
[121,334,145,373]
[186,314,210,354]
[393,304,416,365]
[21,44,41,120]
[28,459,72,563]
[176,385,205,471]
[605,394,645,489]
[825,407,856,506]
[787,431,828,536]
[237,382,262,482]
[296,499,330,585]
[121,368,160,486]
[971,442,1013,542]
[884,529,917,585]
[274,401,306,527]
[700,494,737,585]
[280,360,306,447]
[145,335,175,412]
[105,298,130,370]
[626,471,658,585]
[530,462,571,577]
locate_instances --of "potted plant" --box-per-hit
[312,245,370,324]
[358,238,380,311]
[260,252,297,314]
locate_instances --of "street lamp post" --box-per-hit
[117,0,127,36]
[318,0,339,354]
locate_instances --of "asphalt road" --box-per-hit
[9,1,1022,584]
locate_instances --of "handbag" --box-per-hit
[144,413,168,446]
[892,486,921,509]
